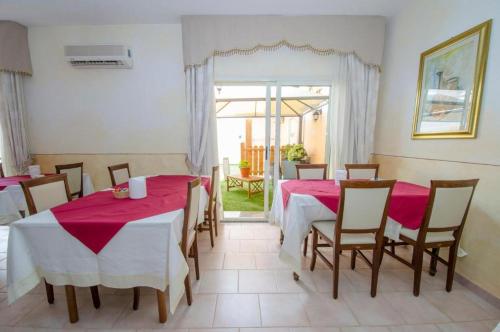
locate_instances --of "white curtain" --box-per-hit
[185,57,219,176]
[0,72,31,175]
[328,53,380,173]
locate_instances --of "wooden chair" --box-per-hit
[108,163,131,186]
[198,166,219,247]
[133,177,201,323]
[295,163,328,256]
[20,174,100,321]
[345,163,379,179]
[0,162,4,178]
[310,179,396,298]
[383,179,479,296]
[55,162,84,198]
[296,163,328,180]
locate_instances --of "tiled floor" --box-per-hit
[0,222,499,332]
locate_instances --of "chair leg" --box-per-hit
[44,280,54,304]
[446,245,458,292]
[184,274,193,305]
[64,285,79,323]
[371,248,382,297]
[412,247,424,296]
[280,230,284,245]
[156,289,167,323]
[350,250,357,270]
[429,247,439,276]
[133,287,140,310]
[333,250,340,299]
[303,234,308,257]
[213,205,218,237]
[208,215,215,248]
[193,236,200,281]
[90,286,100,309]
[310,228,318,271]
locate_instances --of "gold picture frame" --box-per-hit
[412,20,491,139]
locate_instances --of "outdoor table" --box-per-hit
[226,174,264,198]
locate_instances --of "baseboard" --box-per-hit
[455,272,500,309]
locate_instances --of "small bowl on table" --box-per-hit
[113,188,129,199]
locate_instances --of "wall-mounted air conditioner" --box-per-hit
[64,45,133,69]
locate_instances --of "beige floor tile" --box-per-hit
[223,253,256,269]
[240,240,273,253]
[341,327,391,332]
[255,254,289,270]
[198,253,225,270]
[382,292,450,324]
[423,290,498,321]
[239,270,277,293]
[61,294,130,329]
[167,294,217,329]
[389,324,441,332]
[291,328,341,332]
[342,292,405,326]
[229,228,256,240]
[188,329,238,332]
[275,270,316,293]
[199,239,240,254]
[213,294,261,327]
[197,270,238,294]
[259,293,309,327]
[14,297,69,329]
[436,321,494,332]
[299,292,358,327]
[112,294,174,329]
[0,294,44,326]
[242,328,290,332]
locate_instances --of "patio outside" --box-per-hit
[216,85,330,212]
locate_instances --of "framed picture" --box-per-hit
[412,20,491,139]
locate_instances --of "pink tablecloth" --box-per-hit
[0,176,31,191]
[52,175,210,254]
[282,180,429,230]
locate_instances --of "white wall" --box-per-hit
[374,0,500,297]
[375,0,500,165]
[25,24,187,154]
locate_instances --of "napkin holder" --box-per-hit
[335,169,347,185]
[28,165,41,178]
[129,176,147,199]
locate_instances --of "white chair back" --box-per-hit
[21,175,71,214]
[58,166,82,195]
[347,168,377,180]
[112,168,130,185]
[296,164,327,180]
[341,186,392,230]
[428,186,474,229]
[298,168,324,179]
[187,179,201,233]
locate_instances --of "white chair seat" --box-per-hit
[312,221,376,245]
[400,227,455,243]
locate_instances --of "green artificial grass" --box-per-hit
[220,181,273,211]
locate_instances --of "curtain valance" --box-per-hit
[0,21,32,76]
[181,15,385,68]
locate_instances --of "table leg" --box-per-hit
[65,285,79,323]
[156,289,168,323]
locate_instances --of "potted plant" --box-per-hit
[282,144,308,179]
[239,160,250,177]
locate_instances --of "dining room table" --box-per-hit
[270,179,430,272]
[0,173,95,224]
[6,174,210,323]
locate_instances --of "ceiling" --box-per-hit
[0,0,409,26]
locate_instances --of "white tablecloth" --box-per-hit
[0,173,95,225]
[7,184,208,316]
[270,180,402,272]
